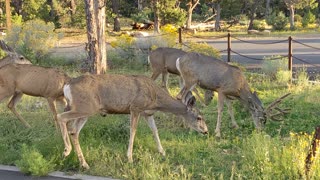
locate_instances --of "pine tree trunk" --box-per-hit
[84,0,107,74]
[112,0,121,32]
[5,0,11,30]
[289,5,295,30]
[214,3,221,31]
[153,0,160,33]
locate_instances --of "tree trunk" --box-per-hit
[214,2,221,31]
[84,0,107,74]
[265,0,270,18]
[248,13,255,30]
[70,0,76,15]
[138,0,143,10]
[153,0,160,33]
[186,0,199,29]
[5,0,11,30]
[112,0,121,32]
[289,5,295,30]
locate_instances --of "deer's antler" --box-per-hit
[265,93,291,121]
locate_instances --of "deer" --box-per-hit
[176,52,290,137]
[0,40,31,67]
[0,63,71,128]
[57,73,208,169]
[148,47,213,105]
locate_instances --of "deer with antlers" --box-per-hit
[176,52,290,137]
[57,73,208,169]
[148,47,213,105]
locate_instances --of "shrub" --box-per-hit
[267,11,288,31]
[239,131,316,179]
[302,11,316,28]
[261,55,288,79]
[185,42,221,58]
[253,20,267,31]
[295,67,309,86]
[16,144,55,176]
[5,19,58,63]
[131,8,153,23]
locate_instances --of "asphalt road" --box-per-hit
[0,170,70,180]
[204,35,320,66]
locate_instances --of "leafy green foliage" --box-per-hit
[267,12,289,31]
[302,11,316,27]
[5,19,58,63]
[15,144,55,176]
[185,42,221,59]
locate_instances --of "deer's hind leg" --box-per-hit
[69,118,89,169]
[145,115,165,156]
[7,92,31,128]
[57,111,90,164]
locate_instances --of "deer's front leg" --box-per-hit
[127,111,140,162]
[215,93,226,138]
[146,115,165,156]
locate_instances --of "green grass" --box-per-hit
[1,67,320,179]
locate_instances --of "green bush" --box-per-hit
[185,42,221,58]
[267,12,288,31]
[5,19,58,63]
[253,20,267,31]
[261,55,288,79]
[16,144,55,176]
[302,11,316,28]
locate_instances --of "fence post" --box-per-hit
[178,28,182,44]
[305,126,320,178]
[227,32,231,62]
[288,36,292,75]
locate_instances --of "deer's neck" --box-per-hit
[156,96,188,116]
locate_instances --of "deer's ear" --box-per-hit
[186,95,196,109]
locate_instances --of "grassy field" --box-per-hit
[0,65,320,179]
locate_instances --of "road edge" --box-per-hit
[0,165,115,180]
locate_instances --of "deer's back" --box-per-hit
[179,52,247,95]
[67,74,170,114]
[149,47,186,75]
[0,64,69,98]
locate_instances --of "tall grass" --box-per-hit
[1,68,320,179]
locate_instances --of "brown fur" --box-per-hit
[0,64,71,128]
[58,73,208,169]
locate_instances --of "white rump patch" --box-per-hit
[176,57,181,73]
[63,84,72,104]
[147,55,150,64]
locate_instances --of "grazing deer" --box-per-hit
[176,52,290,137]
[148,47,213,105]
[57,73,208,169]
[0,64,71,128]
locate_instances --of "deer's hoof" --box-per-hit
[160,150,166,156]
[63,148,71,157]
[81,162,90,170]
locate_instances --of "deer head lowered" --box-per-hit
[57,73,208,169]
[176,52,290,137]
[148,47,213,105]
[0,64,71,128]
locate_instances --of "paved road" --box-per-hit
[0,170,70,180]
[202,35,319,64]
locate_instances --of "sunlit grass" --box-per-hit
[1,67,320,179]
